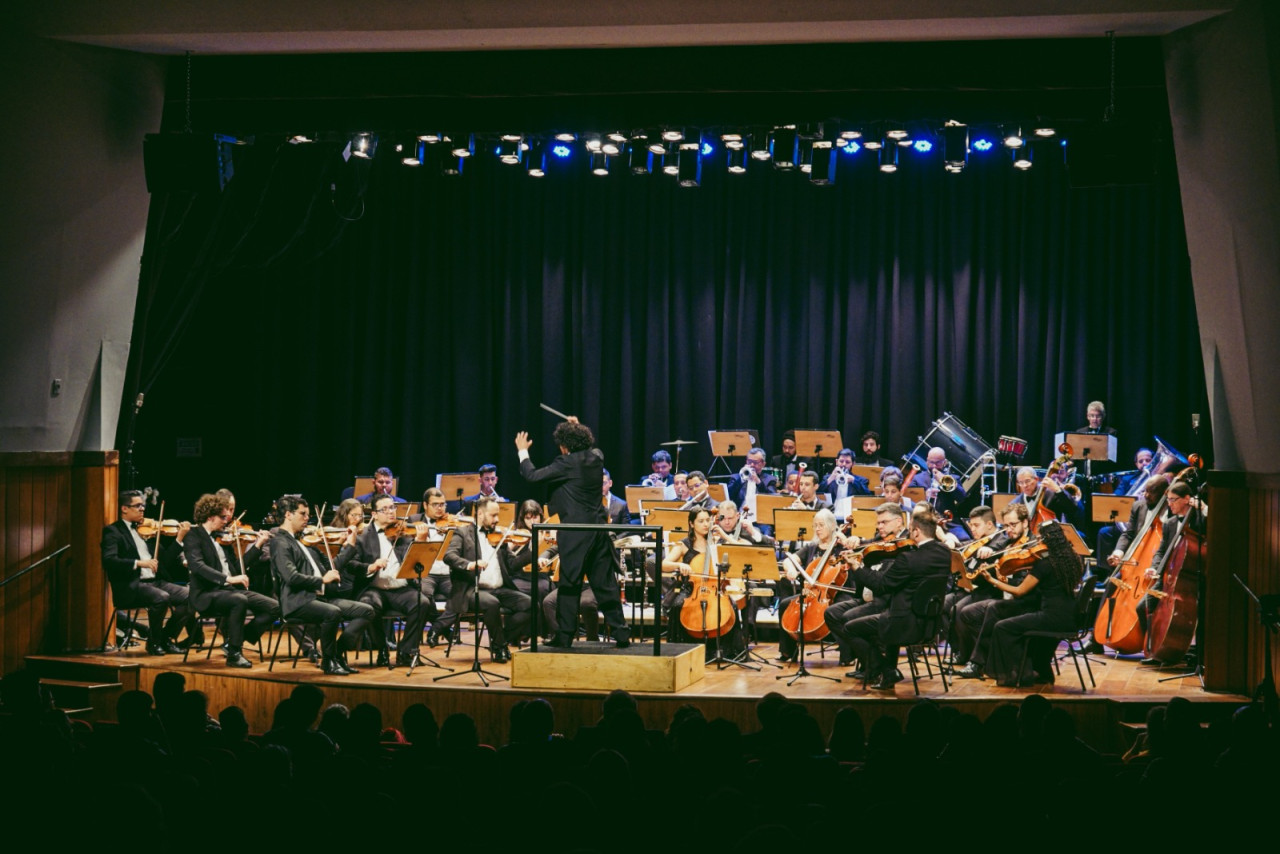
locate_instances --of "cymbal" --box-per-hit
[660,439,698,447]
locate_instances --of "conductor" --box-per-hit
[515,417,630,649]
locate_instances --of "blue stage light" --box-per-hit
[973,138,994,152]
[700,141,713,156]
[841,141,860,154]
[913,140,933,153]
[552,144,571,158]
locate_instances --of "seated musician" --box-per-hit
[540,545,623,643]
[408,487,458,645]
[101,490,198,655]
[823,503,908,667]
[460,463,508,509]
[355,466,406,504]
[672,472,690,502]
[911,447,969,535]
[790,470,831,511]
[347,494,438,668]
[603,469,632,525]
[183,493,281,668]
[854,431,895,467]
[770,431,811,482]
[1136,480,1208,665]
[661,507,745,660]
[878,472,914,512]
[775,508,855,663]
[681,471,718,511]
[1078,400,1118,436]
[974,519,1084,686]
[823,447,872,520]
[641,450,676,498]
[1011,465,1084,529]
[500,500,555,605]
[713,500,774,637]
[941,505,1005,652]
[727,448,778,516]
[843,507,955,689]
[954,503,1037,678]
[271,495,376,676]
[783,471,800,497]
[442,497,531,663]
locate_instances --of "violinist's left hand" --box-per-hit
[254,530,270,548]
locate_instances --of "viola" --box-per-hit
[136,518,181,537]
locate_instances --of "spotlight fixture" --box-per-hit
[349,132,378,159]
[662,156,679,176]
[1012,146,1033,170]
[627,135,653,174]
[721,132,744,150]
[809,140,836,185]
[648,128,672,156]
[451,134,474,159]
[727,146,748,173]
[770,125,798,170]
[661,128,685,143]
[526,139,547,177]
[912,139,933,153]
[1034,126,1057,137]
[878,144,898,173]
[584,133,603,153]
[402,140,425,166]
[418,133,445,144]
[749,126,772,161]
[886,127,909,141]
[972,137,994,152]
[862,137,883,150]
[942,121,969,170]
[840,140,860,154]
[554,132,577,142]
[677,142,702,187]
[552,143,572,159]
[441,154,465,176]
[837,127,863,141]
[498,134,525,165]
[603,132,626,156]
[1002,126,1025,148]
[590,152,610,176]
[288,134,315,145]
[798,136,815,173]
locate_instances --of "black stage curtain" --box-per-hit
[120,139,1207,520]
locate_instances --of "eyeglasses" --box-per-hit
[377,506,397,514]
[127,503,145,509]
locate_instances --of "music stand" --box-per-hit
[852,496,885,511]
[844,509,878,539]
[773,509,817,544]
[496,501,516,528]
[395,502,421,520]
[850,465,885,490]
[1058,523,1093,557]
[399,534,455,676]
[755,495,795,530]
[720,544,781,667]
[706,483,728,503]
[625,486,665,516]
[647,508,692,540]
[437,473,481,510]
[707,429,759,477]
[991,493,1016,518]
[353,475,399,500]
[903,486,927,503]
[1056,432,1117,479]
[434,530,508,687]
[794,430,843,476]
[642,499,684,513]
[1093,495,1135,525]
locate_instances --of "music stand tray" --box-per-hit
[625,486,665,515]
[1060,523,1093,556]
[353,475,399,499]
[1056,432,1117,464]
[706,483,727,503]
[850,465,885,489]
[707,430,759,458]
[843,509,878,539]
[436,473,481,506]
[755,495,795,528]
[991,493,1016,517]
[852,496,885,511]
[496,501,516,528]
[1093,495,1136,524]
[794,429,843,461]
[399,533,455,674]
[642,499,684,513]
[773,509,817,543]
[647,509,693,540]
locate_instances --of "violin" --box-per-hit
[854,534,917,566]
[217,526,261,545]
[973,535,1048,581]
[488,526,532,547]
[300,525,352,548]
[136,518,181,537]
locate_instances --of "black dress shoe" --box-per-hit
[869,674,898,691]
[396,651,417,668]
[1081,641,1106,655]
[545,637,571,649]
[226,652,252,668]
[490,646,511,663]
[376,649,392,668]
[306,649,321,665]
[323,657,354,676]
[846,669,866,679]
[145,643,168,656]
[338,652,361,674]
[956,663,985,679]
[614,637,631,649]
[775,653,796,663]
[426,628,443,648]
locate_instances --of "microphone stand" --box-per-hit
[705,554,757,671]
[435,527,507,686]
[778,547,840,686]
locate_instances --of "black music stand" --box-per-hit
[1056,431,1117,481]
[399,535,454,676]
[707,429,759,478]
[720,543,781,668]
[794,429,843,478]
[1232,575,1279,726]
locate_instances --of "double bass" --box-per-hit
[1028,443,1075,527]
[1092,460,1200,655]
[1146,458,1207,662]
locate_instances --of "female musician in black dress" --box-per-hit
[499,499,555,606]
[976,520,1083,687]
[661,507,746,660]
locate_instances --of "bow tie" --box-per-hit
[130,521,141,530]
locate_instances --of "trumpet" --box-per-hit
[739,465,759,482]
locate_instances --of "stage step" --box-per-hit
[24,655,142,691]
[511,641,705,693]
[38,678,125,720]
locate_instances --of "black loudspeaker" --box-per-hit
[143,133,241,194]
[1067,121,1157,188]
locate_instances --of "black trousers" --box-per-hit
[115,579,195,642]
[543,585,599,640]
[198,589,279,653]
[286,598,376,658]
[963,597,1035,668]
[553,531,626,644]
[846,612,896,678]
[359,586,435,653]
[823,597,887,661]
[459,586,530,648]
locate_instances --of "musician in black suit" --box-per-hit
[1101,476,1169,570]
[457,463,508,513]
[603,469,632,525]
[954,504,1039,678]
[347,494,437,668]
[271,495,375,676]
[1136,480,1208,659]
[353,466,407,504]
[823,503,908,667]
[516,417,629,648]
[100,490,195,654]
[790,471,832,512]
[770,431,813,483]
[407,487,458,645]
[910,447,969,530]
[1011,466,1085,529]
[681,471,719,511]
[1077,400,1118,436]
[183,493,280,668]
[823,448,873,520]
[844,509,954,689]
[854,431,896,467]
[726,448,778,511]
[442,497,531,661]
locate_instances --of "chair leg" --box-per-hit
[1067,645,1088,692]
[100,609,119,652]
[932,643,950,692]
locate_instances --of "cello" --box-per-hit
[779,537,850,642]
[1093,460,1200,654]
[1146,459,1207,662]
[679,520,737,639]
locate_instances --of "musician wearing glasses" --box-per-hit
[954,503,1036,679]
[727,448,778,516]
[681,471,718,511]
[1012,465,1084,528]
[348,494,438,668]
[408,487,459,646]
[823,503,908,668]
[1078,400,1118,436]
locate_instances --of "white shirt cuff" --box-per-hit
[517,449,531,463]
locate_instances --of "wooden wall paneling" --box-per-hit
[66,458,116,653]
[1204,480,1246,692]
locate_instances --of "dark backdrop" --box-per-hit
[120,127,1207,522]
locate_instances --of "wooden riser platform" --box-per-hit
[28,632,1250,755]
[511,642,704,692]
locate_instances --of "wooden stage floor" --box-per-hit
[31,630,1251,756]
